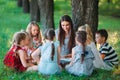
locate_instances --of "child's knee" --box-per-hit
[31,53,36,59]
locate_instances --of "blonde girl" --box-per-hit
[26,21,42,55]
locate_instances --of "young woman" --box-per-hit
[57,15,75,66]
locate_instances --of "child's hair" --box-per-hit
[46,28,55,61]
[43,29,49,40]
[58,15,75,52]
[78,24,93,42]
[12,31,28,45]
[96,29,108,41]
[76,31,87,63]
[26,21,42,43]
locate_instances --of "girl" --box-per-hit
[65,31,94,76]
[57,15,75,65]
[26,21,42,56]
[78,24,106,69]
[3,31,37,72]
[32,28,61,75]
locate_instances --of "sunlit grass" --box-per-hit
[108,31,119,45]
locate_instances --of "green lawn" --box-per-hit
[0,0,120,80]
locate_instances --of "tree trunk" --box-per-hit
[22,0,30,13]
[71,0,86,31]
[30,0,40,22]
[17,0,22,7]
[37,0,54,31]
[72,0,99,39]
[85,0,99,39]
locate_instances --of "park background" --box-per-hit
[0,0,120,80]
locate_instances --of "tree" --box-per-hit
[72,0,86,31]
[37,0,54,31]
[17,0,22,7]
[85,0,99,38]
[72,0,99,39]
[30,0,40,22]
[22,0,30,13]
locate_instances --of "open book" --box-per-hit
[60,58,72,63]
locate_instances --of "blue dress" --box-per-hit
[65,45,94,76]
[55,29,71,64]
[38,41,61,75]
[60,37,70,57]
[55,28,70,57]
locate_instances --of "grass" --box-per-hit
[0,0,120,80]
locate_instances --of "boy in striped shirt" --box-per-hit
[95,29,119,70]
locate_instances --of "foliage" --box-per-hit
[99,0,120,17]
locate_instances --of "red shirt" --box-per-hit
[3,45,27,72]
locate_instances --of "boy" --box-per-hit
[95,29,119,69]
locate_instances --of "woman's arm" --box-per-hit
[69,49,74,65]
[58,45,71,58]
[18,50,34,68]
[58,46,61,58]
[57,47,60,65]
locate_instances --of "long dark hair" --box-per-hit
[46,28,55,61]
[58,15,75,53]
[76,31,87,63]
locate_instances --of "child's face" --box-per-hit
[24,36,30,46]
[95,33,105,44]
[61,21,70,33]
[31,26,39,37]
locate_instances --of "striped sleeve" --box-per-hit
[100,47,109,54]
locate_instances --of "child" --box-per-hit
[65,31,94,76]
[26,21,42,56]
[57,15,75,66]
[3,31,37,72]
[95,29,119,70]
[32,28,61,75]
[78,24,106,69]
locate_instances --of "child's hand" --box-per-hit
[64,55,71,58]
[64,55,69,58]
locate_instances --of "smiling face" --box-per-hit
[31,26,39,37]
[95,33,105,45]
[61,21,70,33]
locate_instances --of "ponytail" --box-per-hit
[81,42,85,63]
[51,43,55,61]
[75,31,87,63]
[45,28,55,61]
